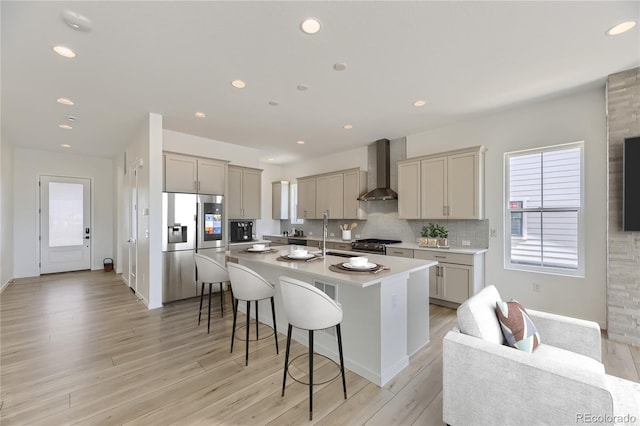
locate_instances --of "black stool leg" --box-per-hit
[270,297,279,353]
[245,301,251,366]
[337,323,347,399]
[230,298,239,353]
[219,282,224,318]
[309,329,314,421]
[198,282,205,325]
[282,324,292,396]
[207,283,213,333]
[255,300,259,340]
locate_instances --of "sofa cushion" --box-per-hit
[457,285,504,344]
[496,300,540,352]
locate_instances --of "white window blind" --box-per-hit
[505,142,584,276]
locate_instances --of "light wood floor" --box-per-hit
[1,271,638,425]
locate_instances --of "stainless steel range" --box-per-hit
[351,238,402,255]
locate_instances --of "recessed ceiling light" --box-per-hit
[300,18,321,34]
[268,100,280,106]
[297,84,309,91]
[297,140,305,145]
[231,80,246,89]
[343,124,353,130]
[194,112,206,118]
[58,124,73,130]
[268,158,275,161]
[57,97,74,106]
[62,10,92,32]
[333,63,347,71]
[52,45,76,58]
[61,144,71,148]
[606,20,637,36]
[413,100,426,107]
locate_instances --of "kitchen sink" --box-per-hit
[325,251,359,258]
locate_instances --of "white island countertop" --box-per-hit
[228,245,436,288]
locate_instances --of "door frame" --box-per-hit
[39,174,93,274]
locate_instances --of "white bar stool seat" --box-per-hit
[279,276,347,421]
[227,262,279,366]
[194,253,229,334]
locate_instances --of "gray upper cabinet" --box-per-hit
[398,146,485,220]
[272,181,290,220]
[163,153,225,195]
[297,168,367,221]
[228,166,262,219]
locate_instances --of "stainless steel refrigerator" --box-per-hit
[162,193,224,303]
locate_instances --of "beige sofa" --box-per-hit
[443,285,640,426]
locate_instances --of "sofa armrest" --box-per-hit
[527,309,602,362]
[443,330,614,426]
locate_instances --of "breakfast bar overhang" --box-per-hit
[229,246,438,386]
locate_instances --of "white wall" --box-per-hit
[283,146,368,181]
[407,87,607,326]
[121,113,164,308]
[1,139,14,289]
[12,147,114,278]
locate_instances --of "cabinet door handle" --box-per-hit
[435,255,447,259]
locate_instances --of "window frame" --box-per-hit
[504,141,585,277]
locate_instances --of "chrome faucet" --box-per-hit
[322,210,329,257]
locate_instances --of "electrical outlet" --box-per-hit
[490,228,497,238]
[461,240,471,246]
[329,232,335,237]
[308,232,313,236]
[533,282,541,292]
[355,234,361,239]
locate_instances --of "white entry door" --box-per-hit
[40,175,91,273]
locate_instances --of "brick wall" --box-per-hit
[607,67,640,346]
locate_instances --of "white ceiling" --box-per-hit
[2,1,639,164]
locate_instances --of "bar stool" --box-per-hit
[194,253,229,334]
[279,276,347,421]
[227,262,279,366]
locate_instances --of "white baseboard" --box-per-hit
[1,279,13,293]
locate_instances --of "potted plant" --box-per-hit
[419,223,449,247]
[436,224,449,247]
[420,223,439,247]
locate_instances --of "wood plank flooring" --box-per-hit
[1,270,638,425]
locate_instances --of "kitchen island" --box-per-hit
[228,245,437,386]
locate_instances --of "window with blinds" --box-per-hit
[504,142,584,276]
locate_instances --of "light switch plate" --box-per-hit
[462,240,471,246]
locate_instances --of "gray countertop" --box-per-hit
[263,235,487,255]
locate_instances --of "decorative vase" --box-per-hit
[438,238,449,247]
[419,237,429,247]
[342,230,352,241]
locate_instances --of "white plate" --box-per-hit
[287,253,315,260]
[343,262,377,270]
[247,248,270,252]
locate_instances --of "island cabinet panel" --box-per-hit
[398,160,421,219]
[229,247,436,386]
[228,166,262,219]
[316,174,344,219]
[297,178,317,219]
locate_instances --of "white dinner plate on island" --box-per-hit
[287,253,315,260]
[247,247,269,252]
[343,262,377,270]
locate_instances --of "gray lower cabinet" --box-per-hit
[413,250,484,305]
[263,236,288,246]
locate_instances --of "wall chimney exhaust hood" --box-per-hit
[359,139,398,201]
